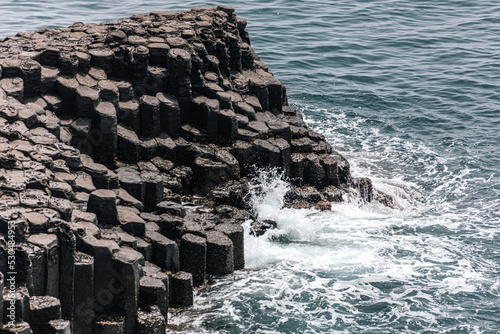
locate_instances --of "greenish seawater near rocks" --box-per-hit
[2,0,499,333]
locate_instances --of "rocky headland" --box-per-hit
[0,5,389,333]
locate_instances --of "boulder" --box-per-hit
[116,188,144,211]
[128,46,150,81]
[253,139,280,168]
[0,78,24,102]
[55,76,79,113]
[58,52,79,76]
[117,125,141,162]
[98,80,119,106]
[148,43,171,65]
[0,321,33,334]
[2,286,30,324]
[191,96,219,138]
[321,186,343,202]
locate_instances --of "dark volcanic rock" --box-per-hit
[250,219,278,237]
[139,95,161,138]
[145,231,180,272]
[135,306,165,334]
[92,101,117,167]
[214,223,244,270]
[75,86,99,117]
[0,6,377,333]
[180,233,207,286]
[117,206,146,236]
[117,168,145,206]
[139,276,167,321]
[117,125,141,162]
[156,201,186,217]
[28,295,62,333]
[47,319,72,334]
[156,92,180,137]
[206,230,234,276]
[170,271,193,307]
[73,252,95,334]
[93,315,125,334]
[87,189,118,225]
[141,172,163,212]
[20,60,42,98]
[112,247,142,334]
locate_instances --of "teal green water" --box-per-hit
[2,1,500,333]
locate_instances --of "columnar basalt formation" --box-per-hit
[0,5,389,333]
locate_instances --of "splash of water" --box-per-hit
[169,163,499,333]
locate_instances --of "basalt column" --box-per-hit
[167,48,192,124]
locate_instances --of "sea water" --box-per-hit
[2,0,499,332]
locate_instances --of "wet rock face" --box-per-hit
[0,5,382,334]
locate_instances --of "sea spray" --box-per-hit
[246,168,291,221]
[170,160,498,333]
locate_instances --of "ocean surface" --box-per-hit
[2,0,500,333]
